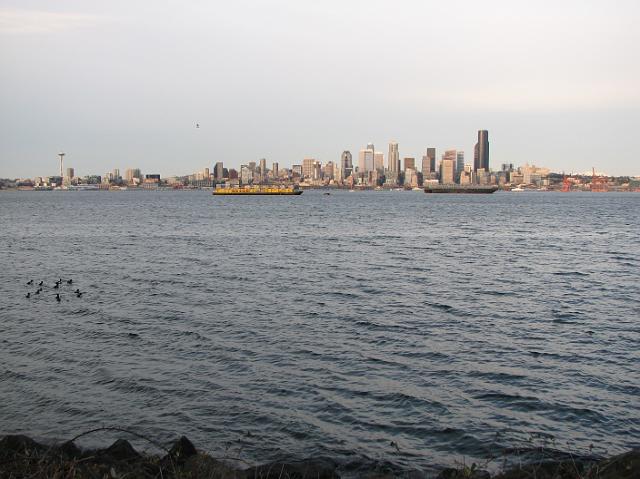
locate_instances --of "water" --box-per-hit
[1,190,639,474]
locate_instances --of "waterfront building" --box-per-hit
[65,168,74,180]
[474,130,490,172]
[292,164,302,179]
[248,161,256,173]
[228,168,238,180]
[272,162,279,179]
[440,159,455,184]
[388,141,400,173]
[405,168,419,188]
[112,169,121,181]
[125,168,142,184]
[404,157,415,172]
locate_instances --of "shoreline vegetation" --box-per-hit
[1,431,637,479]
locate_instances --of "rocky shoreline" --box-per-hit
[0,434,638,478]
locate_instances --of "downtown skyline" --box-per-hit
[1,1,639,178]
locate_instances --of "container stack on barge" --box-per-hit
[424,185,499,194]
[213,185,303,195]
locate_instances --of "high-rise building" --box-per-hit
[358,148,374,173]
[240,165,253,184]
[214,162,224,179]
[259,158,267,181]
[440,159,455,184]
[203,167,210,179]
[272,162,279,179]
[324,161,335,180]
[456,152,464,181]
[302,158,316,179]
[292,164,303,178]
[374,152,384,171]
[125,168,142,183]
[65,168,74,179]
[427,148,436,173]
[421,155,432,178]
[341,151,353,179]
[403,157,415,171]
[112,169,120,180]
[474,130,489,172]
[388,141,400,173]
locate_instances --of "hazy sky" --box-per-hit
[1,0,639,178]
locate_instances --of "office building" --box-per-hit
[341,151,353,180]
[214,162,224,179]
[440,159,455,184]
[474,130,489,172]
[358,148,374,173]
[272,162,279,179]
[427,148,436,173]
[374,152,384,171]
[258,158,267,180]
[404,157,415,171]
[302,158,316,179]
[388,141,400,173]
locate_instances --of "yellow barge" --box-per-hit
[213,185,303,195]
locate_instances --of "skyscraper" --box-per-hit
[214,162,224,179]
[427,148,436,173]
[403,157,415,171]
[272,162,279,179]
[474,130,489,172]
[440,159,455,184]
[374,152,384,171]
[456,151,464,181]
[341,151,353,179]
[388,141,399,173]
[302,158,316,179]
[358,147,374,172]
[259,158,267,182]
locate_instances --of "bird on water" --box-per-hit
[26,292,31,298]
[38,281,43,286]
[74,289,80,294]
[53,283,59,289]
[27,280,33,285]
[67,279,73,285]
[34,289,41,295]
[76,292,83,298]
[55,293,61,302]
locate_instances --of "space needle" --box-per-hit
[58,152,65,178]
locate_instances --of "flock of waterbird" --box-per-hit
[25,278,84,302]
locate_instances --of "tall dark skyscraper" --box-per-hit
[474,130,489,172]
[427,148,436,173]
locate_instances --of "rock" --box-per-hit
[437,467,490,479]
[97,439,140,462]
[0,435,46,458]
[245,458,339,479]
[58,440,82,459]
[168,435,197,464]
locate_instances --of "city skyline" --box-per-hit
[1,1,639,177]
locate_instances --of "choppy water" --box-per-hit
[1,190,639,474]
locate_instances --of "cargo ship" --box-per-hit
[424,185,499,194]
[213,185,303,195]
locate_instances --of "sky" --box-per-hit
[1,0,639,178]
